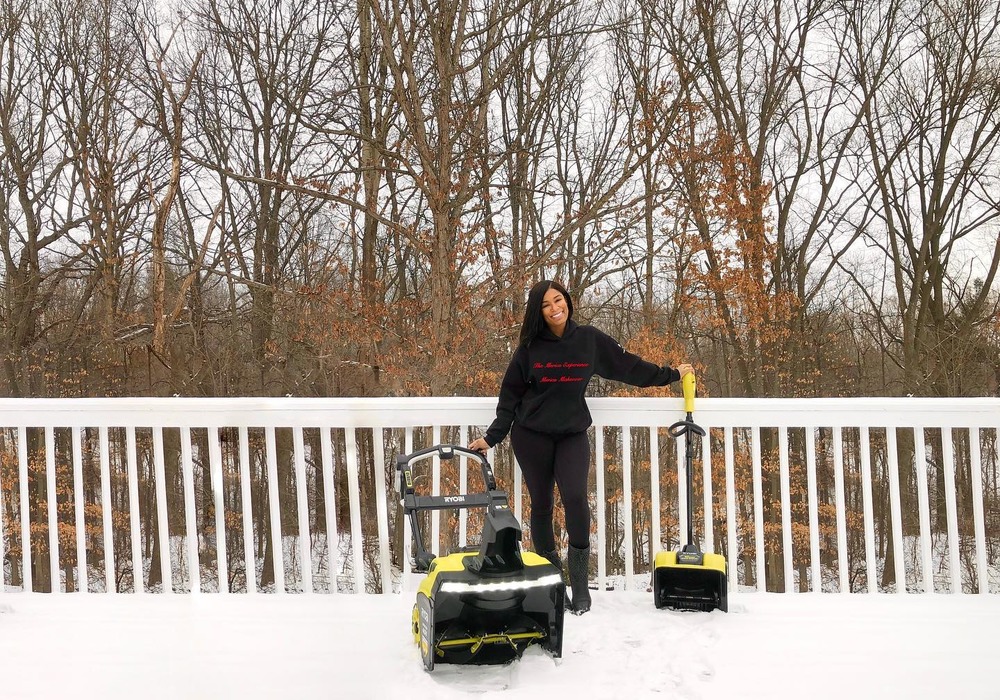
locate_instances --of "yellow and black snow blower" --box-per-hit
[397,444,566,671]
[652,373,728,612]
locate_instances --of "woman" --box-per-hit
[469,280,693,614]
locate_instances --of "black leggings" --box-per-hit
[510,424,591,551]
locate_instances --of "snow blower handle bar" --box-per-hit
[396,445,514,572]
[396,445,510,523]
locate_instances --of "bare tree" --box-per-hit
[848,0,1000,396]
[368,0,521,391]
[186,0,353,393]
[651,0,881,398]
[0,0,91,397]
[486,3,589,317]
[129,10,207,358]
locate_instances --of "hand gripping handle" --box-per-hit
[683,371,696,414]
[668,371,705,437]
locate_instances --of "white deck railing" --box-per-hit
[0,396,996,596]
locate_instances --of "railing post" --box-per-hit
[622,427,634,589]
[152,427,172,593]
[72,427,87,594]
[595,425,606,592]
[914,427,934,593]
[833,427,848,593]
[701,425,714,557]
[886,427,906,593]
[99,427,114,593]
[401,427,414,593]
[724,426,737,593]
[209,426,229,594]
[125,427,142,594]
[292,427,311,594]
[649,426,661,562]
[181,427,200,594]
[430,425,441,560]
[860,426,878,592]
[345,428,364,594]
[45,427,59,593]
[319,426,336,595]
[371,426,392,593]
[18,426,32,593]
[942,428,961,593]
[779,427,793,593]
[237,427,256,594]
[751,426,765,592]
[805,426,821,592]
[458,426,468,548]
[969,428,989,594]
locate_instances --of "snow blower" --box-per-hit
[652,373,728,612]
[397,444,566,671]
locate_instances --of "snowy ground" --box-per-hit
[0,590,997,700]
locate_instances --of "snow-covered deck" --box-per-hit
[1,590,997,699]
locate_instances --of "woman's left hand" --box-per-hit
[469,437,490,453]
[677,362,694,377]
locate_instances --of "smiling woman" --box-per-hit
[468,279,694,615]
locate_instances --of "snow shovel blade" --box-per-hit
[652,549,728,613]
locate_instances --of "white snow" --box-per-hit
[0,590,997,699]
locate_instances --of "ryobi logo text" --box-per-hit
[443,496,466,503]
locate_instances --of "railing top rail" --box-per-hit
[0,396,996,429]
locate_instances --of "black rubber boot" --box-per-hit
[539,549,574,612]
[567,545,592,615]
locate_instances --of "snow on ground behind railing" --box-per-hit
[0,396,996,596]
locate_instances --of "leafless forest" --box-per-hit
[2,0,998,400]
[1,0,999,594]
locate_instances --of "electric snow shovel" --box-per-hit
[652,372,728,612]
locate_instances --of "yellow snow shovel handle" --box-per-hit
[683,372,696,414]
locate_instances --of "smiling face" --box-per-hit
[541,286,569,336]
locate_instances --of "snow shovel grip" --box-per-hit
[668,372,705,438]
[683,371,696,414]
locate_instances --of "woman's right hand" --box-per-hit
[469,437,490,453]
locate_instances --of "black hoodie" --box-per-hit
[483,320,680,446]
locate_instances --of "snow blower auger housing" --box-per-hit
[653,373,729,613]
[397,444,566,671]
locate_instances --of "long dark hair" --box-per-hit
[518,279,573,347]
